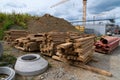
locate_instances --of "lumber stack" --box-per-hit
[95,36,120,53]
[66,32,93,42]
[52,42,74,63]
[13,31,95,64]
[14,33,47,51]
[66,32,82,42]
[74,36,95,63]
[52,35,95,64]
[40,32,69,57]
[4,30,28,42]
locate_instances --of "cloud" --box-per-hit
[4,2,26,8]
[89,0,120,14]
[24,0,83,21]
[0,0,120,23]
[47,0,83,20]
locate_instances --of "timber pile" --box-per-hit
[52,35,113,77]
[40,32,69,57]
[4,30,28,42]
[66,32,82,42]
[14,33,47,51]
[52,35,95,64]
[66,32,94,42]
[13,31,95,61]
[14,31,69,52]
[13,32,113,77]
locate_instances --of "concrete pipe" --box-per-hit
[0,42,3,57]
[15,54,48,76]
[0,67,15,80]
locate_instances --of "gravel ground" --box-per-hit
[2,41,120,80]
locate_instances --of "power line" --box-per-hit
[70,17,120,23]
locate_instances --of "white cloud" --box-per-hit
[0,0,83,19]
[4,2,26,8]
[0,0,120,24]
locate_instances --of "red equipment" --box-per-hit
[95,36,120,54]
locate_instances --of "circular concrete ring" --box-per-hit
[19,54,40,62]
[0,67,15,80]
[15,54,48,76]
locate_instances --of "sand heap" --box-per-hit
[27,14,78,33]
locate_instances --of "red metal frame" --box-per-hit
[95,36,120,54]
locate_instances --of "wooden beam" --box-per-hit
[72,63,112,77]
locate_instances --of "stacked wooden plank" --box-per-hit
[52,35,95,64]
[40,32,69,57]
[66,32,93,42]
[74,36,95,63]
[66,32,82,42]
[52,42,74,63]
[4,30,28,42]
[14,33,47,52]
[12,31,95,64]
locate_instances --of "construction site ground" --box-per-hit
[2,39,120,80]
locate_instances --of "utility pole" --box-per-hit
[93,16,95,25]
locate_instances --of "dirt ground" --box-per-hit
[2,40,120,80]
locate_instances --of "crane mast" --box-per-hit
[83,0,87,26]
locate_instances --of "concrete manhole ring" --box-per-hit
[19,54,40,62]
[0,67,15,80]
[15,54,48,76]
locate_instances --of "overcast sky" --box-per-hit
[0,0,120,24]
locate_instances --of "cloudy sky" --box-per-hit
[0,0,120,24]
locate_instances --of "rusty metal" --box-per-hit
[95,36,120,53]
[100,36,118,44]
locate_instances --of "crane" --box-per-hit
[82,0,87,26]
[50,0,87,26]
[50,0,70,8]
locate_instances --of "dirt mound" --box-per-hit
[27,14,78,33]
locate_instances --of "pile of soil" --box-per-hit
[27,14,78,33]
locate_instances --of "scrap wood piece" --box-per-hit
[52,55,68,62]
[41,52,53,57]
[57,42,73,49]
[14,46,25,51]
[52,55,64,62]
[74,36,95,42]
[74,45,93,54]
[77,56,92,63]
[73,39,94,48]
[72,63,112,77]
[78,49,94,60]
[78,46,95,58]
